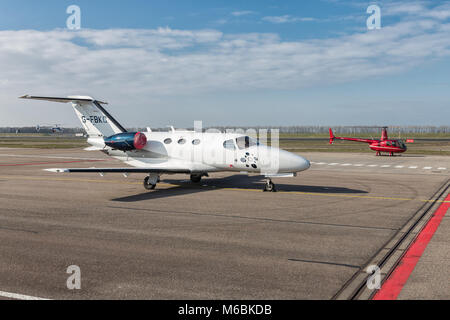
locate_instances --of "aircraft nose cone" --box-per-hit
[279,150,310,172]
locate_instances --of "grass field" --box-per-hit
[0,133,449,155]
[0,134,87,149]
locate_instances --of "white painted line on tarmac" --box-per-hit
[310,160,442,173]
[0,290,50,300]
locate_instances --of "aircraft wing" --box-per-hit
[44,168,191,174]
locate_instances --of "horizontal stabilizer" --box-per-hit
[20,95,108,104]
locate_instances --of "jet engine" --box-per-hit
[104,132,147,151]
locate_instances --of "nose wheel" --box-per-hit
[263,178,276,192]
[143,174,159,190]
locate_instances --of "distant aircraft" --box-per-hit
[20,95,310,192]
[36,124,64,134]
[50,124,64,133]
[329,127,408,156]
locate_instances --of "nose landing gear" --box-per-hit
[263,178,276,192]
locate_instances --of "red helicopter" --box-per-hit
[329,127,410,156]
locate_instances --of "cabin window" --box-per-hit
[178,138,186,145]
[236,136,259,150]
[164,138,172,144]
[192,139,201,145]
[223,139,236,150]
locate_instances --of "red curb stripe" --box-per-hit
[0,160,105,167]
[373,193,450,300]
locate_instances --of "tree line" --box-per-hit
[1,126,449,135]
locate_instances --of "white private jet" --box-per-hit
[20,95,310,192]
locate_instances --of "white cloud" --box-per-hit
[1,2,450,125]
[231,11,256,17]
[2,21,448,96]
[262,15,316,24]
[384,1,450,20]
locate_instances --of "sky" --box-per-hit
[0,0,450,128]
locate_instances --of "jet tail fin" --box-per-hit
[19,95,126,137]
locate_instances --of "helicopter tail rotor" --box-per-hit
[381,126,388,141]
[329,128,335,144]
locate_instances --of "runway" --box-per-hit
[0,148,448,299]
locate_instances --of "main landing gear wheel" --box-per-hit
[190,173,208,183]
[143,175,157,190]
[190,174,202,183]
[263,179,276,192]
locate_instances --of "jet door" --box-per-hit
[235,136,260,171]
[221,138,238,169]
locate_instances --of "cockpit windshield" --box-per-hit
[236,136,259,149]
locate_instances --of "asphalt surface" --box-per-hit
[0,148,448,299]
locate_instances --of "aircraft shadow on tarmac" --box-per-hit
[111,174,367,202]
